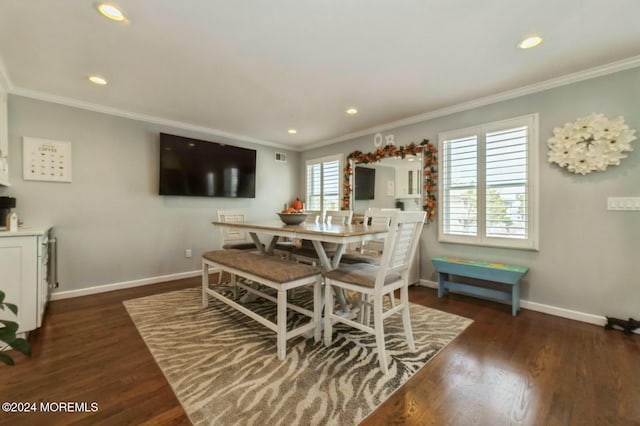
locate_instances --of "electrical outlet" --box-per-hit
[607,197,640,211]
[185,249,192,258]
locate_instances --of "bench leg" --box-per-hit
[202,262,209,308]
[277,289,287,360]
[437,272,449,298]
[512,282,520,316]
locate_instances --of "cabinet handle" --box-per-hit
[48,238,59,289]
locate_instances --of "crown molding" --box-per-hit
[9,86,295,150]
[306,54,640,150]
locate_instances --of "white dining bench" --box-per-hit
[202,250,322,360]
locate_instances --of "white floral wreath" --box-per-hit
[547,113,636,175]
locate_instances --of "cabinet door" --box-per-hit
[0,236,38,332]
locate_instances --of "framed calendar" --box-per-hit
[23,137,72,182]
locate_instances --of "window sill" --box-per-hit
[438,237,539,252]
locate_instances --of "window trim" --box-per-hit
[437,114,539,250]
[305,153,343,213]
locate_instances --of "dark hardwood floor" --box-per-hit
[1,276,638,425]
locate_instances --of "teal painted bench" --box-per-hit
[431,257,529,316]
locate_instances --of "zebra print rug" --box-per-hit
[124,287,471,425]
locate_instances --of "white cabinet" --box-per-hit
[395,164,421,199]
[0,82,8,186]
[0,228,51,333]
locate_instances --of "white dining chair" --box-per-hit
[323,210,426,374]
[217,210,261,251]
[340,208,397,264]
[215,210,263,292]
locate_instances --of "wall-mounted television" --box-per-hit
[159,133,256,198]
[355,166,375,200]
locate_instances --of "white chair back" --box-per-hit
[375,211,425,288]
[304,210,323,224]
[324,210,353,225]
[216,210,250,245]
[359,208,399,254]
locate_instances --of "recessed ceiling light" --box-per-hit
[88,75,108,85]
[346,108,358,115]
[97,3,126,22]
[288,129,297,134]
[518,36,543,49]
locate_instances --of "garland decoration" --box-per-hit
[343,139,437,223]
[547,113,636,175]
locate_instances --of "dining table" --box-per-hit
[211,219,390,311]
[212,219,388,270]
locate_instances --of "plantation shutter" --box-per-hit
[442,135,478,236]
[438,114,538,249]
[485,126,528,239]
[305,155,341,212]
[306,163,322,211]
[322,159,340,211]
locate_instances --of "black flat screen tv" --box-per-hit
[159,133,256,198]
[355,166,375,200]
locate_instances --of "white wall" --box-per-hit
[0,97,300,292]
[301,67,640,319]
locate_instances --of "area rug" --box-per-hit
[124,287,472,425]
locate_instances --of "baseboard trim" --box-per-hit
[49,270,202,301]
[417,279,614,328]
[50,275,635,334]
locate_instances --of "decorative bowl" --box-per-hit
[277,212,307,225]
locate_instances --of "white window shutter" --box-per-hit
[485,126,528,239]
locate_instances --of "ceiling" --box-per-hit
[1,1,639,150]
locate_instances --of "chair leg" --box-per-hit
[324,282,334,347]
[202,262,209,308]
[231,274,237,300]
[373,295,389,374]
[356,293,366,324]
[363,294,372,327]
[387,292,396,308]
[313,278,322,343]
[400,284,415,351]
[277,289,287,361]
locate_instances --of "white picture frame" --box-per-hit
[23,137,72,182]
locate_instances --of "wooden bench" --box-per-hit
[202,250,322,360]
[431,257,528,316]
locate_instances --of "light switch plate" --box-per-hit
[607,197,640,211]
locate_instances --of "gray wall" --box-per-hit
[301,67,640,318]
[0,97,300,292]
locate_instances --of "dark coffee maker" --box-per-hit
[0,196,16,227]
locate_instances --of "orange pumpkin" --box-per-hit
[291,198,303,211]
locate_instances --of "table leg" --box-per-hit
[249,232,266,255]
[310,240,350,311]
[265,235,279,255]
[310,240,332,271]
[330,244,346,270]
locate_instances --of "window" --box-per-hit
[305,154,341,212]
[438,114,539,250]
